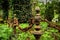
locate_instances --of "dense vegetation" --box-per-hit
[13,0,32,23]
[45,0,60,22]
[0,24,13,40]
[0,0,60,40]
[0,22,60,40]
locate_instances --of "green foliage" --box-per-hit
[40,28,59,40]
[40,31,54,40]
[58,14,60,21]
[38,2,46,15]
[0,0,60,40]
[0,22,60,40]
[17,32,35,40]
[44,0,60,21]
[45,2,54,21]
[13,0,32,23]
[40,22,48,30]
[17,22,60,40]
[0,24,13,40]
[1,0,9,20]
[40,22,60,40]
[20,23,29,29]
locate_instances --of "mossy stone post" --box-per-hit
[31,6,43,40]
